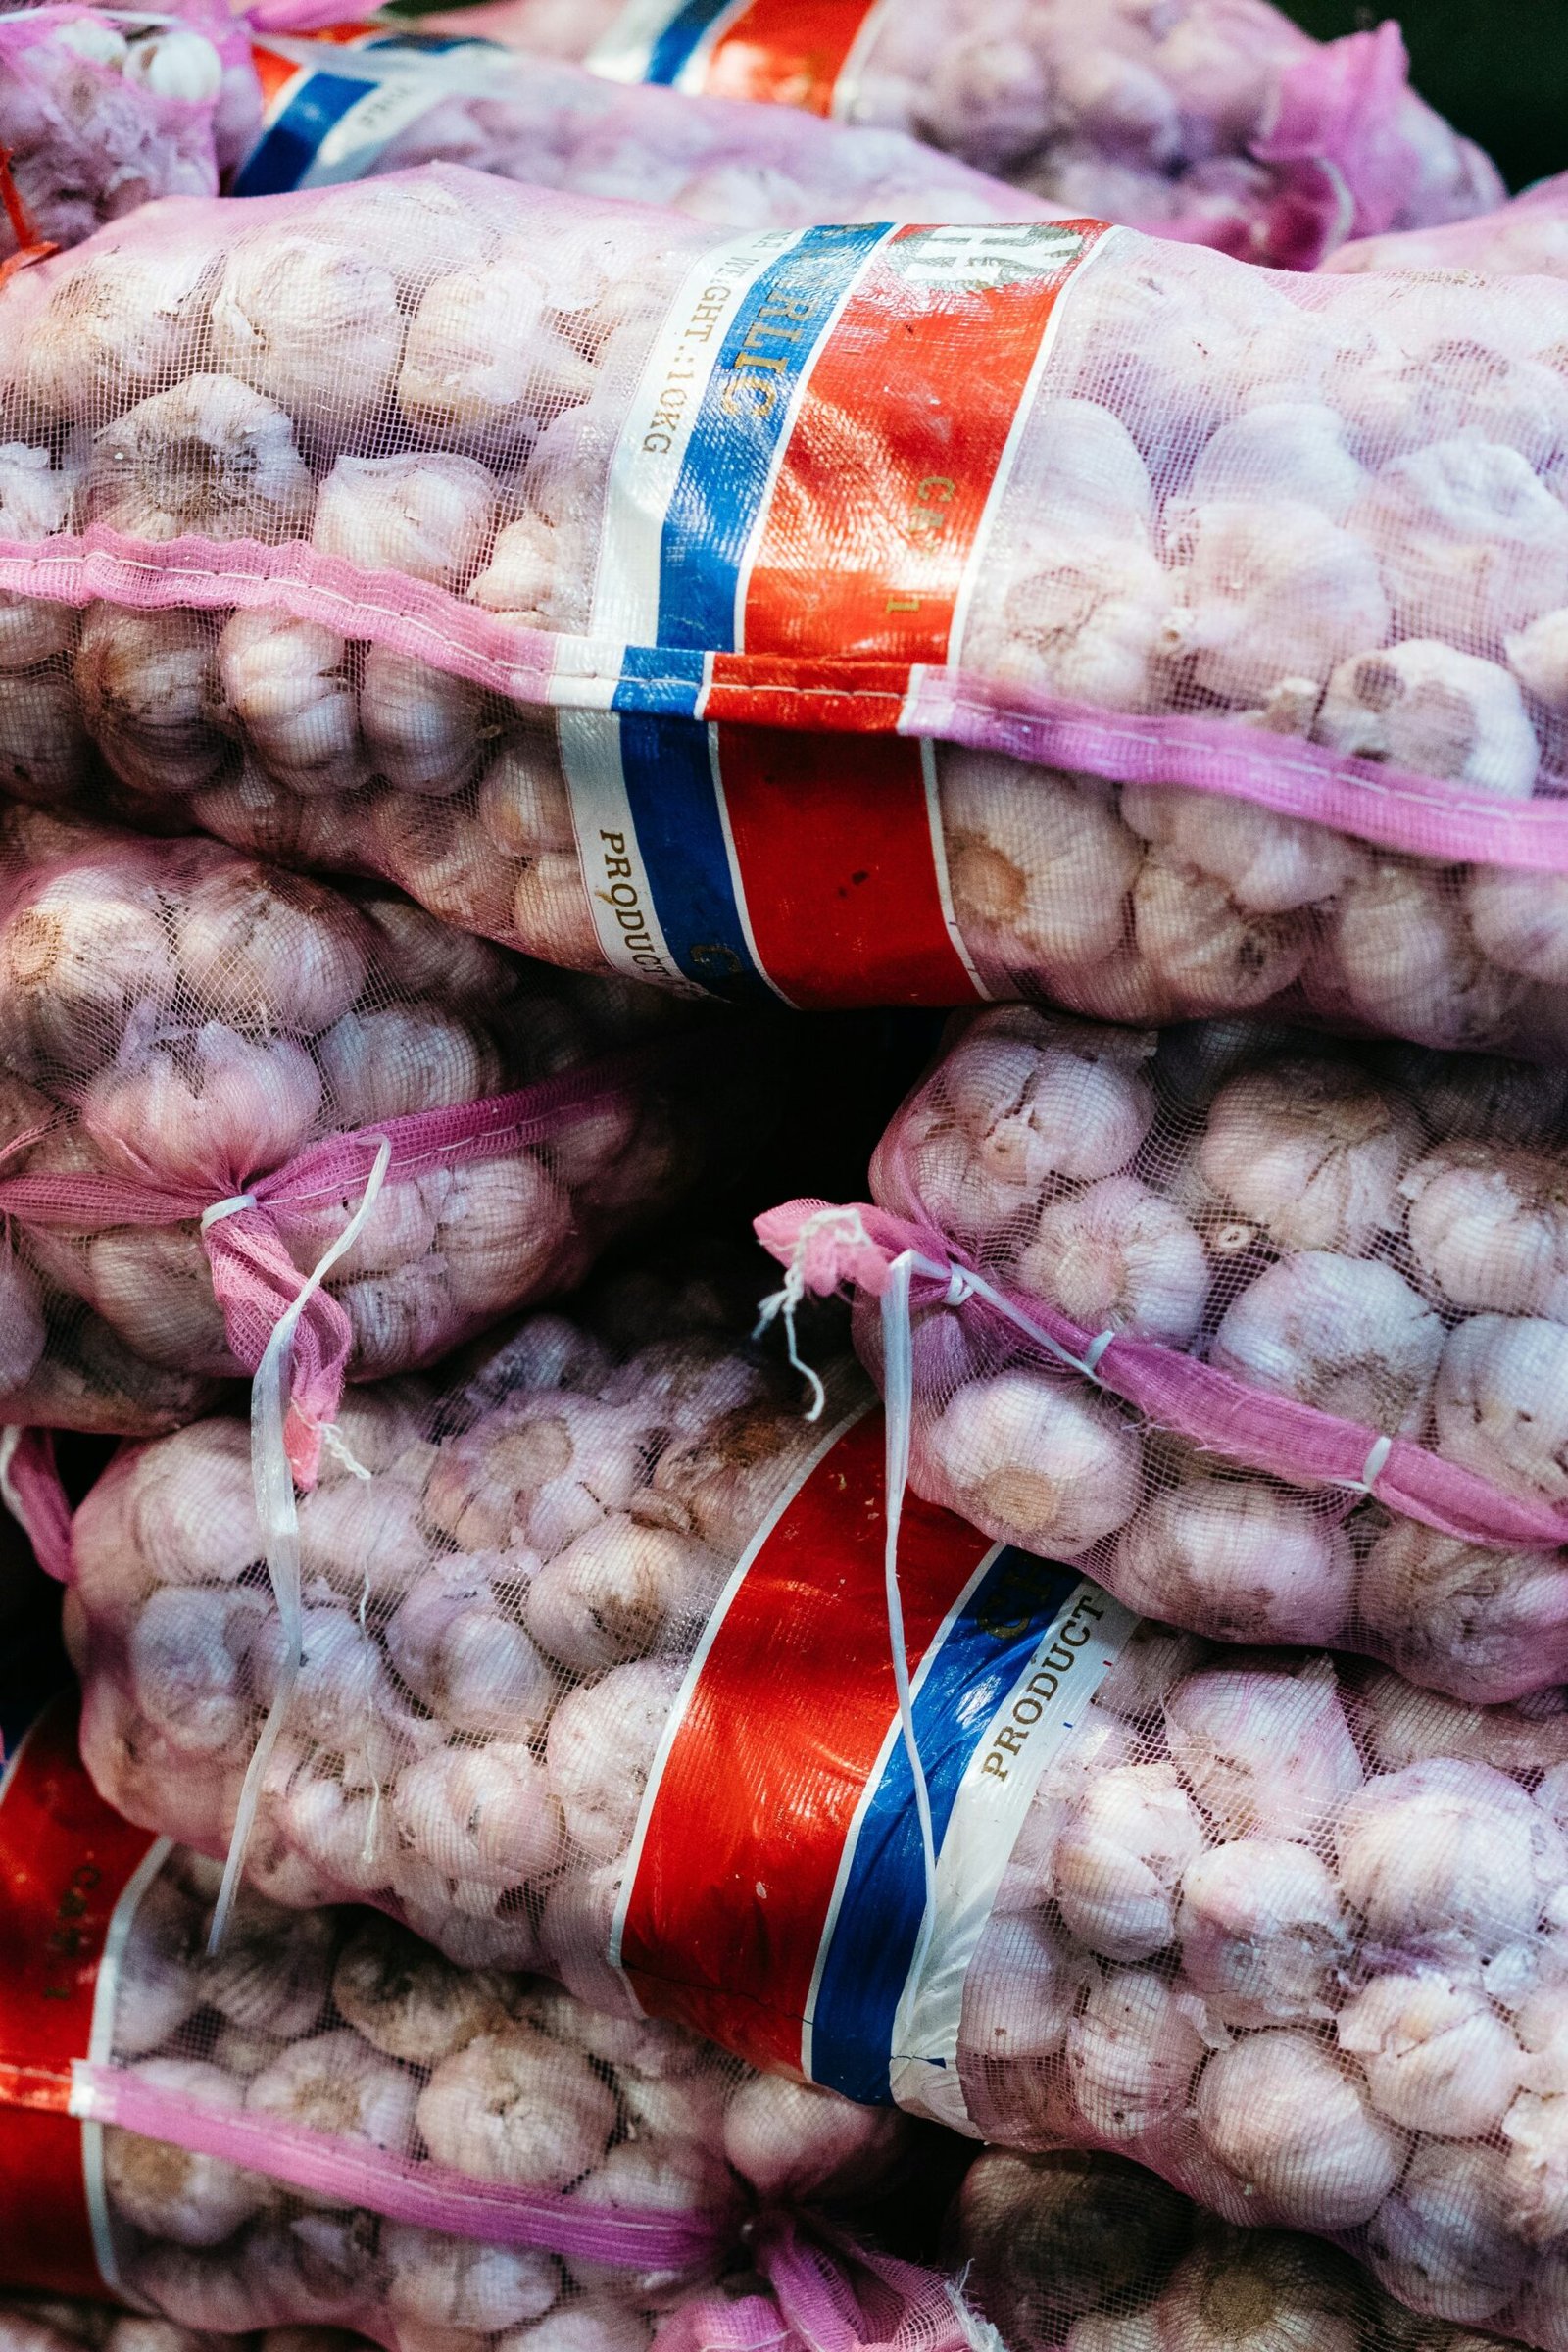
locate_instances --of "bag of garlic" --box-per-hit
[17,169,1568,1048]
[232,24,1065,228]
[756,1006,1568,1705]
[1326,172,1568,281]
[0,1696,966,2352]
[0,2300,362,2352]
[56,1274,1568,2348]
[952,2143,1522,2352]
[0,6,229,270]
[0,802,756,1461]
[401,0,1499,270]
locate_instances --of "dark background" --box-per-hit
[1280,0,1568,192]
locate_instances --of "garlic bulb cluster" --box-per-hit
[954,2142,1503,2352]
[0,2299,365,2352]
[0,5,224,258]
[959,1631,1568,2345]
[868,1005,1568,1700]
[0,803,714,1435]
[67,1276,1568,2347]
[84,1850,902,2341]
[248,40,1062,232]
[71,1286,849,1971]
[415,0,1496,269]
[0,166,1563,1052]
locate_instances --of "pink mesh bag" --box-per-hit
[0,802,751,1458]
[0,1698,965,2352]
[231,27,1064,229]
[10,170,1568,1047]
[51,1263,1568,2348]
[400,0,1500,271]
[1328,172,1568,281]
[758,1006,1568,1704]
[953,2143,1532,2352]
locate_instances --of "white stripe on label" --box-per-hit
[591,227,803,645]
[81,1836,173,2295]
[946,225,1121,668]
[558,710,707,995]
[888,1581,1138,2134]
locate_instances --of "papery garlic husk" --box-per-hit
[313,451,500,592]
[1336,1969,1522,2136]
[919,1371,1144,1555]
[1176,1838,1348,2026]
[940,752,1140,974]
[1355,1514,1568,1704]
[1053,1761,1206,1963]
[1467,866,1568,989]
[1208,1251,1444,1436]
[217,610,360,795]
[81,1020,322,1190]
[1066,1963,1205,2142]
[1163,1655,1363,1839]
[1194,2031,1404,2232]
[87,375,315,544]
[1314,858,1524,1054]
[1364,2143,1525,2325]
[210,238,407,441]
[416,2023,617,2187]
[1196,1058,1412,1253]
[1434,1312,1568,1506]
[1112,1474,1356,1649]
[316,1004,500,1127]
[1015,1174,1210,1345]
[1335,1755,1567,1963]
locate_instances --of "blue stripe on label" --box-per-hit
[232,69,373,196]
[658,222,887,652]
[615,713,774,1001]
[612,641,708,717]
[809,1547,1081,2106]
[643,0,741,82]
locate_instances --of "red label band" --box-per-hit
[0,1698,156,2291]
[614,1410,999,2074]
[696,0,880,115]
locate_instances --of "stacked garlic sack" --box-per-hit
[234,36,1065,228]
[1327,173,1568,280]
[68,1277,855,1967]
[0,803,730,1440]
[0,2304,364,2352]
[10,168,1568,1051]
[411,0,1497,268]
[66,1276,1568,2345]
[790,1005,1568,1702]
[72,1865,905,2342]
[0,5,225,257]
[954,2144,1521,2352]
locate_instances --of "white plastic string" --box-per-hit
[207,1138,391,1955]
[200,1191,259,1232]
[754,1204,882,1420]
[0,1425,23,1535]
[880,1251,941,2007]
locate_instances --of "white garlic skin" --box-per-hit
[1015,1175,1210,1346]
[1053,1762,1206,1963]
[1163,1656,1363,1839]
[1111,1477,1356,1650]
[1196,1059,1411,1253]
[1337,1969,1523,2136]
[1176,1838,1348,2027]
[1365,2142,1526,2325]
[1434,1314,1568,1506]
[1066,1964,1205,2142]
[919,1372,1143,1556]
[1194,2031,1404,2232]
[1208,1251,1444,1437]
[1335,1756,1567,1964]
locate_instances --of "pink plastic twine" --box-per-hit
[755,1200,1568,1557]
[71,2061,987,2352]
[9,527,1568,875]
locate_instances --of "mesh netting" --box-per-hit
[0,802,754,1450]
[0,2299,369,2352]
[1327,174,1568,281]
[762,1005,1568,1702]
[55,1256,1568,2347]
[8,171,1568,1041]
[952,2144,1523,2352]
[404,0,1499,269]
[232,32,1064,230]
[0,6,224,261]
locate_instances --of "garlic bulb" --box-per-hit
[1195,2032,1403,2232]
[1015,1175,1209,1344]
[920,1371,1143,1555]
[940,754,1140,976]
[1196,1059,1410,1253]
[1209,1252,1444,1436]
[1066,1964,1205,2141]
[1112,1477,1355,1649]
[1316,642,1540,797]
[1335,1756,1567,1963]
[1434,1314,1568,1506]
[1337,1970,1522,2136]
[1053,1762,1206,1963]
[87,375,315,544]
[1164,1657,1363,1839]
[1176,1838,1348,2026]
